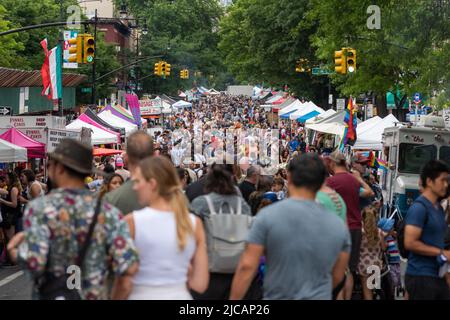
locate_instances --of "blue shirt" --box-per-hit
[289,140,299,152]
[405,196,447,277]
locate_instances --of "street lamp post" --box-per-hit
[58,0,64,117]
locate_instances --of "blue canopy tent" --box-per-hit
[296,110,321,123]
[280,109,298,119]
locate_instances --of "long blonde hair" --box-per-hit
[139,156,194,251]
[362,206,380,246]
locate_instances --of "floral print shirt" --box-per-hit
[17,188,139,300]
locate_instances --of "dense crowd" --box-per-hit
[0,94,449,300]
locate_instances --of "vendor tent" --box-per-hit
[98,110,138,134]
[356,116,382,136]
[66,119,119,145]
[352,114,399,150]
[0,127,46,158]
[305,122,347,137]
[0,138,27,162]
[272,97,296,112]
[208,89,221,95]
[266,93,284,104]
[84,108,122,135]
[305,109,336,124]
[296,110,321,123]
[289,102,325,120]
[314,109,362,125]
[102,104,136,124]
[93,148,123,157]
[279,100,303,116]
[173,100,193,108]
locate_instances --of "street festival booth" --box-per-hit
[0,138,27,163]
[289,102,325,123]
[207,89,221,95]
[305,109,336,125]
[305,110,362,148]
[352,114,399,151]
[83,108,125,138]
[172,100,193,110]
[279,100,304,119]
[66,118,119,146]
[0,127,46,159]
[93,147,123,157]
[97,110,137,135]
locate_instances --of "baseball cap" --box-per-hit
[329,150,346,163]
[115,157,124,167]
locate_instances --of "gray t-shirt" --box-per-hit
[248,198,351,300]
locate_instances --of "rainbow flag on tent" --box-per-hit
[339,97,358,151]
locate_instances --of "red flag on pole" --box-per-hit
[40,39,52,100]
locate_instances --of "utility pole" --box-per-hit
[91,9,98,105]
[58,0,64,117]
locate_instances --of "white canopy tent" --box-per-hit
[278,100,303,116]
[208,89,220,95]
[66,119,119,145]
[98,110,138,134]
[172,100,193,108]
[352,114,399,150]
[356,116,382,136]
[305,122,346,137]
[305,109,336,124]
[289,102,325,120]
[265,93,284,104]
[0,138,27,162]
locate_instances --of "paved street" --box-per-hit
[0,266,32,300]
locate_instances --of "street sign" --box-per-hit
[81,87,92,93]
[414,92,421,104]
[443,108,450,128]
[328,94,333,105]
[0,106,11,116]
[312,67,332,75]
[336,99,345,111]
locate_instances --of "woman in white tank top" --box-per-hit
[119,156,209,300]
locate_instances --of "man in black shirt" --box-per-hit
[239,165,261,204]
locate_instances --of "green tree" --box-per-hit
[115,0,231,95]
[218,0,331,105]
[307,0,450,107]
[0,5,24,68]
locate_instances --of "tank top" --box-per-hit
[132,207,196,286]
[26,181,45,200]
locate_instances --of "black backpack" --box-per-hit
[397,200,428,259]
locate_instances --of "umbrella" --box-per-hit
[93,148,123,157]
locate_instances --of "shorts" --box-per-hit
[389,264,402,287]
[0,211,17,229]
[405,275,450,300]
[349,229,362,273]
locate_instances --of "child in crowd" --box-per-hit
[272,177,286,200]
[378,218,404,297]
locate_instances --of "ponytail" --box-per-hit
[168,186,194,251]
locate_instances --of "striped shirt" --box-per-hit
[386,235,401,264]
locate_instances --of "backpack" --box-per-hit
[203,195,253,274]
[397,200,428,259]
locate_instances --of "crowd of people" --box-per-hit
[0,94,449,300]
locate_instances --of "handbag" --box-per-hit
[36,197,102,300]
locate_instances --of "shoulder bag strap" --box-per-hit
[235,197,242,215]
[77,196,102,269]
[204,195,217,216]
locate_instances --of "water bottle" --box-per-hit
[437,253,448,278]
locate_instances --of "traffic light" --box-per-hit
[83,34,95,64]
[295,58,308,73]
[154,62,162,76]
[346,48,356,73]
[165,63,171,76]
[68,34,83,64]
[185,69,189,79]
[180,70,186,79]
[334,50,347,75]
[161,62,166,77]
